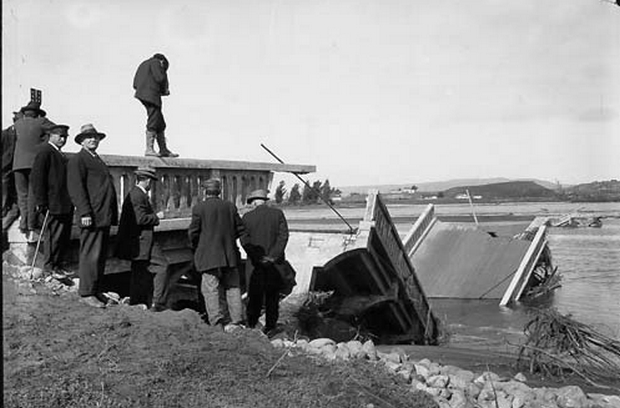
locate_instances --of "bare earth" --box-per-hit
[2,269,437,408]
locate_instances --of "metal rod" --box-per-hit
[30,210,50,279]
[466,189,479,227]
[260,143,356,234]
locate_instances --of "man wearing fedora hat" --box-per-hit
[12,101,55,234]
[67,124,118,308]
[133,53,178,158]
[30,124,74,280]
[188,178,246,330]
[241,189,291,335]
[116,167,170,311]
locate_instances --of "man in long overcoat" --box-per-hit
[116,167,170,311]
[133,53,178,158]
[13,101,54,233]
[188,178,246,329]
[2,111,22,237]
[67,124,118,308]
[241,189,290,334]
[30,124,73,279]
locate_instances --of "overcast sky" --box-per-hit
[3,0,619,187]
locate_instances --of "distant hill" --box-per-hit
[339,178,559,195]
[562,179,620,202]
[443,181,558,200]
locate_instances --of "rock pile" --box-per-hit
[270,337,620,408]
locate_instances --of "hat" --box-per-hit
[19,101,46,117]
[45,124,70,136]
[246,189,269,204]
[203,178,221,193]
[135,166,157,180]
[74,123,106,144]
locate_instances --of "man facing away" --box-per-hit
[30,124,74,280]
[188,178,246,330]
[133,53,178,158]
[115,167,170,311]
[241,189,290,335]
[12,101,54,234]
[67,124,118,308]
[2,110,22,238]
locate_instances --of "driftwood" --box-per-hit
[518,308,620,389]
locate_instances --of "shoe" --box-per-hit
[224,323,245,333]
[80,296,106,308]
[145,131,160,157]
[150,304,168,312]
[51,267,72,280]
[156,132,179,158]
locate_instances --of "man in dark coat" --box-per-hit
[116,167,170,311]
[67,124,118,308]
[13,101,54,233]
[241,189,290,334]
[133,53,178,158]
[188,178,246,329]
[2,111,22,237]
[30,124,73,279]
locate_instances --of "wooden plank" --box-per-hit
[500,225,547,306]
[403,204,435,256]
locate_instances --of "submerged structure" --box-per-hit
[308,191,439,345]
[402,205,559,306]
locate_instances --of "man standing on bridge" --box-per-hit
[133,53,178,158]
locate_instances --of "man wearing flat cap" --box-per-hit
[30,124,73,280]
[188,178,247,330]
[116,167,170,311]
[241,189,292,335]
[133,53,178,158]
[67,124,118,308]
[13,101,54,234]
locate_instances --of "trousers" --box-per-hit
[13,169,36,231]
[200,267,243,326]
[43,213,73,271]
[129,243,170,307]
[247,264,282,331]
[141,100,166,133]
[78,227,110,297]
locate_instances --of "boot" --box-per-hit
[145,130,160,157]
[156,131,179,158]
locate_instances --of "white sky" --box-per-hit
[3,0,619,188]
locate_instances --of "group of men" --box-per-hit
[2,63,293,331]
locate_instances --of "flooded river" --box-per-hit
[285,201,620,350]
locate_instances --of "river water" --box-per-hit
[285,201,620,350]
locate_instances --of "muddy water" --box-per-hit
[285,201,620,350]
[410,216,620,352]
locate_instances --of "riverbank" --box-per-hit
[3,261,619,408]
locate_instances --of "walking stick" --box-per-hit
[30,209,50,280]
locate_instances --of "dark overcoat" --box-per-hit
[13,116,54,171]
[241,204,290,286]
[116,186,159,261]
[30,143,73,215]
[2,125,17,176]
[188,197,245,272]
[67,149,118,228]
[133,57,169,107]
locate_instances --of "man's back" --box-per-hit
[188,197,245,271]
[242,205,289,262]
[13,116,53,170]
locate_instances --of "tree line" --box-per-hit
[273,179,341,205]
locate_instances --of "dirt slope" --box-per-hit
[3,271,437,408]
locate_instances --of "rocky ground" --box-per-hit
[3,259,619,408]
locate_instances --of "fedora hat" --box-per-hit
[203,178,221,193]
[74,123,106,144]
[246,189,269,204]
[44,124,70,136]
[134,166,157,180]
[19,101,46,117]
